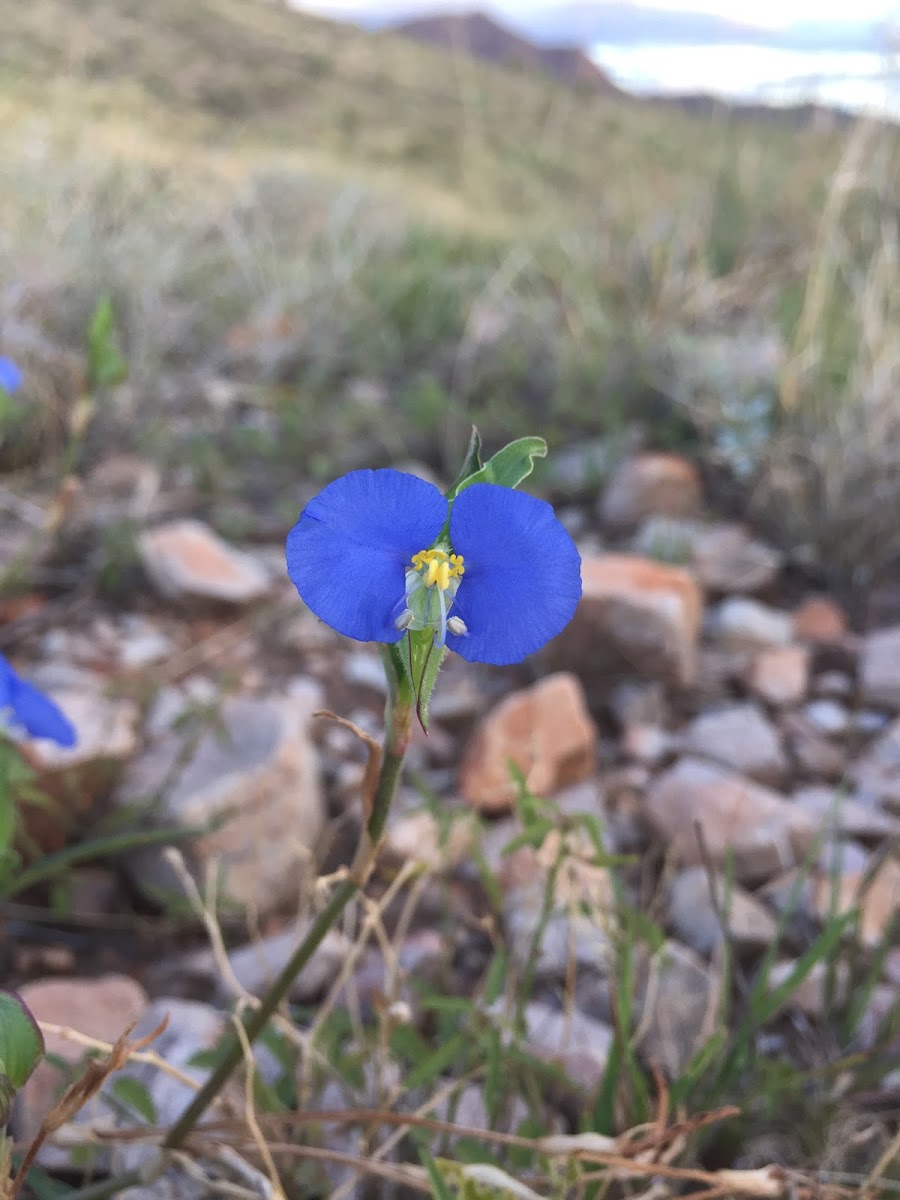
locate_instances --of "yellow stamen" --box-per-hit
[409,547,464,589]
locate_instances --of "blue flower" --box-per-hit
[0,655,77,747]
[286,469,582,665]
[0,358,22,395]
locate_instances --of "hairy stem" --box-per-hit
[162,692,413,1150]
[163,873,357,1149]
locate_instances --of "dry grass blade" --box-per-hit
[313,709,382,828]
[10,1017,170,1200]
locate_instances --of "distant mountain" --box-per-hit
[320,3,885,54]
[510,4,883,51]
[390,10,621,91]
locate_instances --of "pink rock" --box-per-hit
[600,453,702,533]
[14,976,149,1147]
[549,554,703,687]
[644,758,817,882]
[747,646,810,708]
[139,519,271,605]
[792,596,848,643]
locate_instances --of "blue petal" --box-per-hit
[0,655,14,711]
[286,469,448,643]
[446,483,582,665]
[0,357,22,394]
[9,677,77,747]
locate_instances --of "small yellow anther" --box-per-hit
[410,546,462,591]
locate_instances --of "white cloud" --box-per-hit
[297,0,899,19]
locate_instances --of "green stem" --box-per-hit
[163,875,357,1150]
[163,695,413,1152]
[367,701,411,847]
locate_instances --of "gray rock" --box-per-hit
[681,703,788,786]
[669,867,778,956]
[780,712,847,781]
[792,785,900,843]
[851,717,900,813]
[644,758,817,883]
[223,923,354,1002]
[692,523,782,594]
[711,598,793,651]
[803,700,850,737]
[623,723,676,767]
[634,941,719,1078]
[520,1002,614,1094]
[860,626,900,710]
[765,960,851,1018]
[115,617,175,669]
[632,515,701,565]
[500,839,615,980]
[119,693,324,914]
[343,651,389,695]
[608,680,667,728]
[543,433,640,500]
[812,671,853,700]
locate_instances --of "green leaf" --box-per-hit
[110,1076,157,1124]
[448,437,547,499]
[447,426,484,497]
[405,1031,468,1090]
[668,1028,729,1108]
[0,990,44,1120]
[403,629,447,732]
[15,1164,75,1200]
[482,948,508,1006]
[750,910,856,1028]
[420,1149,455,1200]
[87,296,128,391]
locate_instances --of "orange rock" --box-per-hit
[792,597,848,642]
[460,673,598,813]
[548,555,703,687]
[814,858,900,948]
[600,453,703,532]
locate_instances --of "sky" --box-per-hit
[302,0,899,23]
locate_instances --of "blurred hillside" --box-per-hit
[0,0,844,231]
[0,0,899,592]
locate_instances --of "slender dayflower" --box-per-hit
[0,357,22,395]
[286,468,581,666]
[0,654,77,747]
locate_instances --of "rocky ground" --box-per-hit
[3,444,900,1196]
